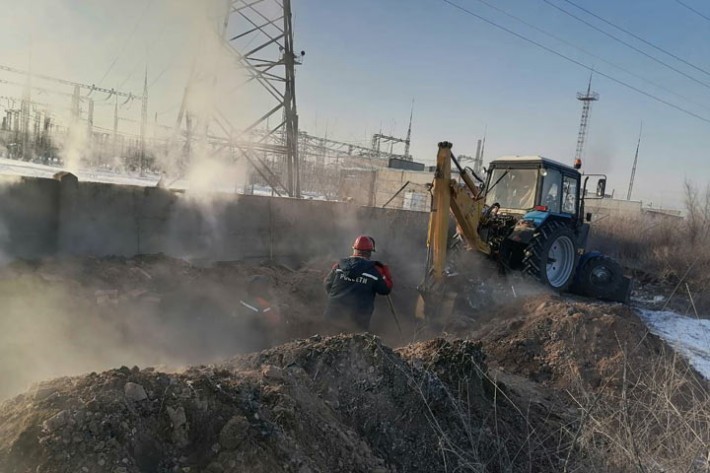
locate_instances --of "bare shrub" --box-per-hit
[588,180,710,312]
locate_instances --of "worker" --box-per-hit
[236,275,282,348]
[323,235,393,331]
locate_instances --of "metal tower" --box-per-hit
[223,0,304,197]
[627,122,642,201]
[404,101,414,159]
[574,75,599,169]
[170,0,303,196]
[371,104,414,161]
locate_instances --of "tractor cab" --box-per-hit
[477,155,602,291]
[484,156,582,218]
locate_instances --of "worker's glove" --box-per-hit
[374,261,393,288]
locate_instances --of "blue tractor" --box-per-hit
[417,142,631,321]
[478,154,631,302]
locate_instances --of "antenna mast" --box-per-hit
[574,74,599,169]
[627,122,643,201]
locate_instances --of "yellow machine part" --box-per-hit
[416,142,488,321]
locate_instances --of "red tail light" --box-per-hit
[534,205,548,211]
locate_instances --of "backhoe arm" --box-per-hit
[416,142,487,320]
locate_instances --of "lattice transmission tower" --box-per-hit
[173,0,303,197]
[574,75,599,169]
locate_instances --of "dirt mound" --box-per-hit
[0,334,576,473]
[474,294,678,391]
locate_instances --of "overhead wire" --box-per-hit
[562,0,710,79]
[96,0,156,87]
[439,0,710,124]
[673,0,710,22]
[468,0,710,112]
[542,0,710,91]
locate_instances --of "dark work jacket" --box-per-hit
[323,257,391,330]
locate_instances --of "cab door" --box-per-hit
[561,173,580,218]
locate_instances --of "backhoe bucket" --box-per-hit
[415,279,458,322]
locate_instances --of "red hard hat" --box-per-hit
[352,235,376,252]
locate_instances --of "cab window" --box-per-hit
[562,175,578,214]
[486,168,538,210]
[540,168,561,212]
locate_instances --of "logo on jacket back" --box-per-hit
[336,268,377,285]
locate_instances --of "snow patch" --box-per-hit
[0,159,330,200]
[637,309,710,380]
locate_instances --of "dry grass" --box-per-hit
[432,348,710,472]
[588,181,710,313]
[567,347,710,473]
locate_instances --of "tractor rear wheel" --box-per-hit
[574,255,624,300]
[523,221,578,291]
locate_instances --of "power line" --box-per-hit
[439,0,710,124]
[0,63,138,98]
[468,0,710,112]
[674,0,710,22]
[562,0,710,79]
[542,0,710,91]
[96,0,156,87]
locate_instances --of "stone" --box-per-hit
[42,410,71,433]
[167,406,189,447]
[261,365,284,381]
[33,386,58,401]
[167,406,187,427]
[219,415,249,450]
[124,382,148,402]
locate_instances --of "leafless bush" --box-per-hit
[419,341,709,472]
[589,180,710,311]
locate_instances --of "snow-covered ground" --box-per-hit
[638,309,710,380]
[0,158,329,200]
[0,158,161,187]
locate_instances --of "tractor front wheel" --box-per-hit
[523,221,578,291]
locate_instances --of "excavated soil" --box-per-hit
[1,255,707,472]
[0,334,578,473]
[473,295,672,391]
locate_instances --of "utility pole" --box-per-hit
[71,85,81,122]
[113,95,119,158]
[474,139,483,176]
[140,66,148,176]
[86,99,94,161]
[20,79,30,160]
[627,122,642,201]
[404,100,414,159]
[574,74,599,170]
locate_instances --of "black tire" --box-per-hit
[523,221,579,291]
[574,255,624,300]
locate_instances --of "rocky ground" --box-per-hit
[0,255,708,472]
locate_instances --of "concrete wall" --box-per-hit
[585,198,684,222]
[585,198,643,220]
[374,168,433,211]
[0,175,59,259]
[0,175,429,268]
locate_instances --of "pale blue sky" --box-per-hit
[294,0,710,208]
[1,0,709,208]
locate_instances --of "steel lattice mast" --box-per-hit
[574,75,599,169]
[223,0,303,197]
